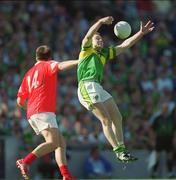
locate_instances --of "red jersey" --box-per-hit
[17,60,59,119]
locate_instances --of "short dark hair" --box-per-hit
[36,45,51,60]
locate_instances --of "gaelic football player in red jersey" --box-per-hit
[16,45,78,180]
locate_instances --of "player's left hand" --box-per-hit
[140,20,154,35]
[99,16,114,25]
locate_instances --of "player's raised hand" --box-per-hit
[140,20,154,35]
[99,16,114,25]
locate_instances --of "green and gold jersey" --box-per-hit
[77,46,116,84]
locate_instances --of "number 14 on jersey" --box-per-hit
[27,70,39,93]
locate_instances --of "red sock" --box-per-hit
[59,165,72,178]
[23,152,37,165]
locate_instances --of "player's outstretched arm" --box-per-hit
[58,60,79,71]
[82,16,114,48]
[115,20,154,55]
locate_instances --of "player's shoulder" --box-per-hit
[24,65,35,77]
[35,60,58,69]
[81,45,92,51]
[100,47,110,53]
[102,45,115,50]
[45,60,58,65]
[24,61,44,75]
[101,46,116,55]
[45,60,59,72]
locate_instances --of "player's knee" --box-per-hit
[102,118,111,127]
[56,139,66,149]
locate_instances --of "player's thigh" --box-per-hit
[92,102,112,125]
[104,98,122,123]
[41,128,59,144]
[42,128,66,149]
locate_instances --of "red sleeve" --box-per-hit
[17,75,29,103]
[47,61,59,75]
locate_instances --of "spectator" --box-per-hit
[149,102,176,178]
[83,146,113,179]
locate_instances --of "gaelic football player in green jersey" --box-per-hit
[77,16,154,163]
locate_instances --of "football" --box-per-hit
[114,21,131,39]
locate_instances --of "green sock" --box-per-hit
[113,144,125,153]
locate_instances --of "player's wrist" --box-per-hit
[138,30,145,36]
[98,19,104,25]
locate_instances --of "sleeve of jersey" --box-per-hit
[17,77,28,104]
[47,61,59,75]
[107,46,117,60]
[81,45,92,51]
[79,45,92,60]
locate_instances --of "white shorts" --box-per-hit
[28,112,58,135]
[78,80,112,110]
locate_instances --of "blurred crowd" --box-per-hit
[0,0,176,177]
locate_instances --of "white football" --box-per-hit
[114,21,131,39]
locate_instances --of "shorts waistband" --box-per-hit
[79,79,99,85]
